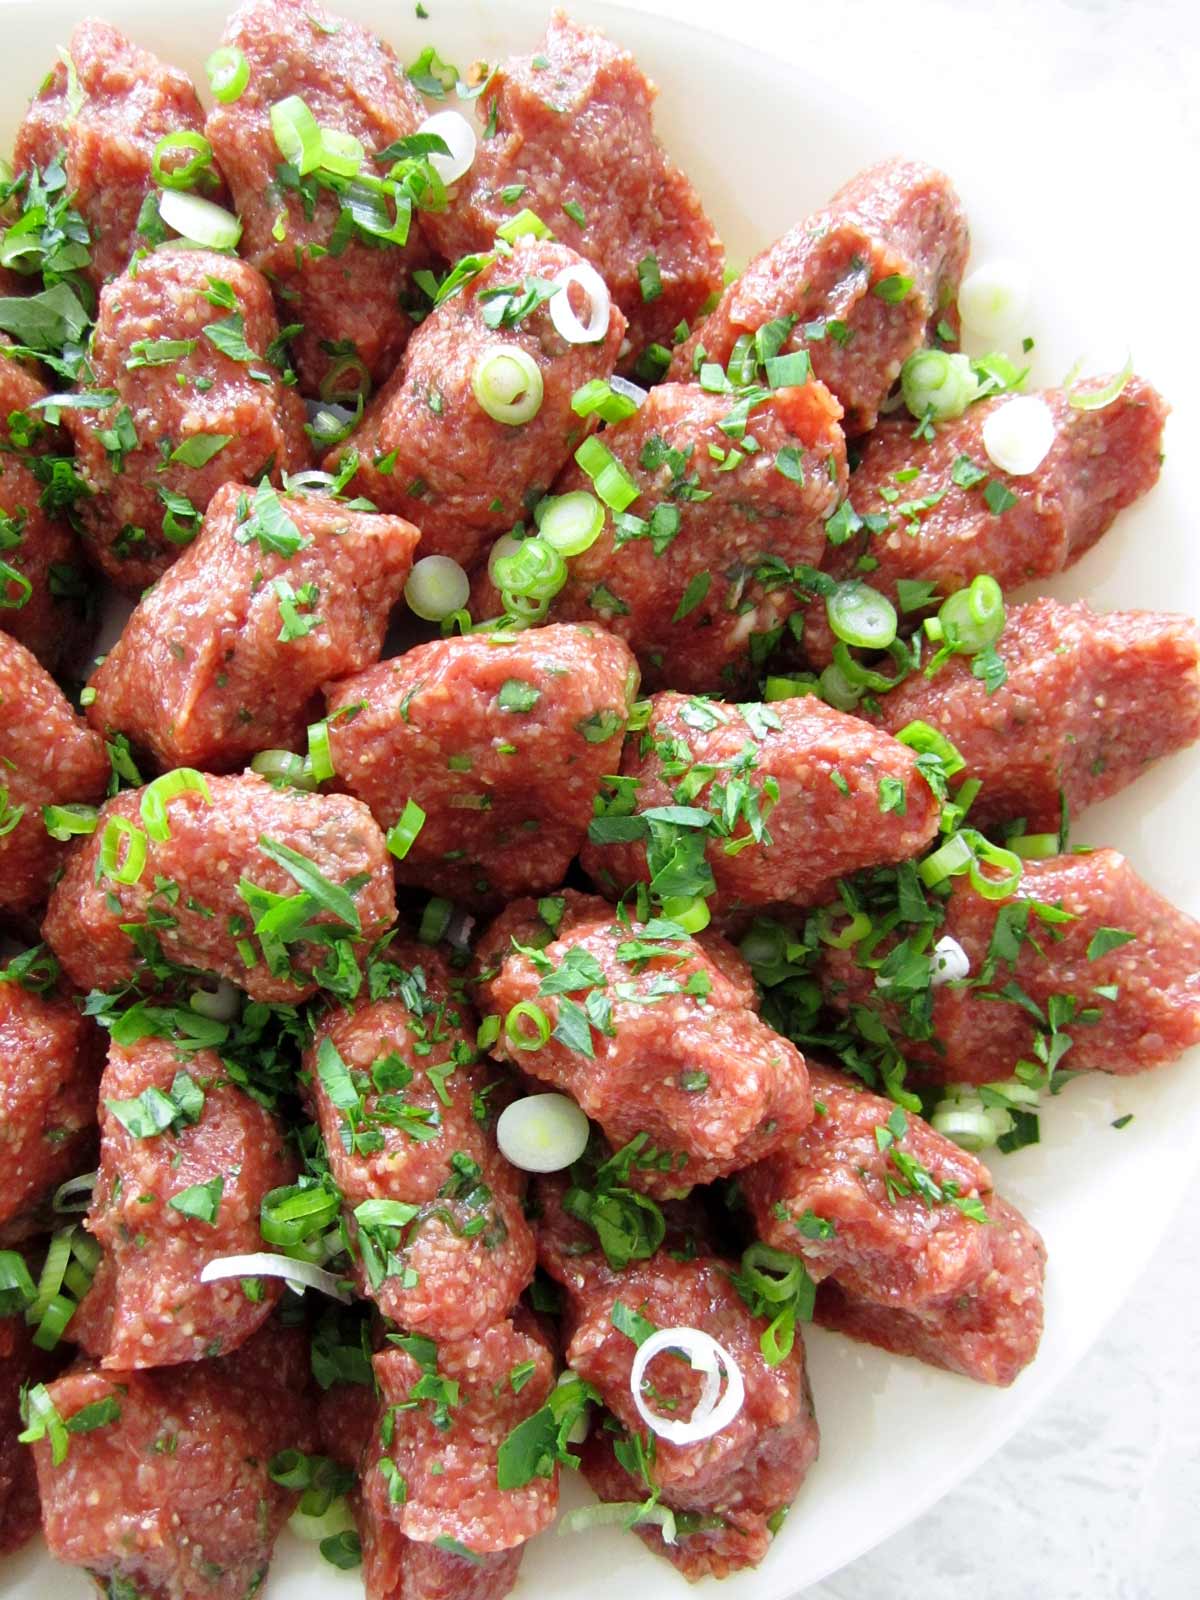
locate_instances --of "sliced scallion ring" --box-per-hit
[190,978,242,1023]
[538,491,605,557]
[1009,832,1058,860]
[417,109,477,184]
[929,1102,1000,1151]
[98,816,148,886]
[487,532,525,584]
[1068,356,1133,412]
[504,1001,551,1051]
[306,719,335,783]
[139,768,212,843]
[900,349,979,422]
[26,1228,74,1326]
[818,661,862,712]
[957,259,1032,341]
[934,576,1006,654]
[574,435,638,512]
[500,589,550,623]
[270,95,323,175]
[206,44,250,103]
[918,831,974,888]
[158,189,242,250]
[558,1502,680,1544]
[497,1093,590,1172]
[251,749,317,791]
[826,580,898,651]
[152,131,214,192]
[318,354,371,405]
[52,1172,96,1214]
[550,262,612,344]
[472,344,544,425]
[961,829,1023,900]
[981,395,1056,476]
[629,1326,745,1446]
[491,536,566,601]
[659,893,711,934]
[43,802,98,841]
[199,1251,352,1302]
[316,127,365,178]
[418,895,453,945]
[405,555,471,621]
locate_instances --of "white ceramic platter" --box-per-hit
[3,0,1198,1594]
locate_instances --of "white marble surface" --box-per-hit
[602,1,1200,1595]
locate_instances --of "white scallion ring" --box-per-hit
[930,934,971,986]
[630,1326,745,1446]
[199,1252,352,1303]
[405,555,471,622]
[418,110,477,184]
[497,1093,590,1173]
[550,263,612,344]
[981,395,1057,476]
[608,374,649,408]
[190,977,242,1022]
[957,259,1032,342]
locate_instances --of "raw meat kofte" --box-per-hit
[62,248,309,590]
[14,19,217,288]
[306,942,535,1338]
[205,0,434,393]
[327,623,638,906]
[326,237,627,569]
[671,159,969,432]
[43,772,396,1003]
[88,481,421,772]
[470,379,848,695]
[420,11,725,367]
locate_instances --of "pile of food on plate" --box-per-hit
[1,4,1197,1597]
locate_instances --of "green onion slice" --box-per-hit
[505,1001,551,1051]
[307,719,335,783]
[139,769,212,842]
[472,344,544,425]
[574,435,638,512]
[386,798,426,860]
[1068,355,1133,412]
[43,802,99,841]
[206,45,250,103]
[826,580,898,651]
[537,491,604,557]
[158,190,242,250]
[251,749,317,791]
[270,95,323,175]
[405,555,471,621]
[98,816,148,886]
[491,536,567,601]
[152,131,214,192]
